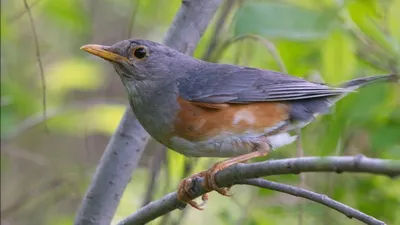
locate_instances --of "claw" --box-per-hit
[176,149,269,210]
[198,193,208,208]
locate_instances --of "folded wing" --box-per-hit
[178,63,351,103]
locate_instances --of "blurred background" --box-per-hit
[1,0,400,224]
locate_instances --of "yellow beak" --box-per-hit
[80,44,129,63]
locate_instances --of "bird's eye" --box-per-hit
[132,46,148,59]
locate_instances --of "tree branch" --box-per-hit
[117,156,399,225]
[73,1,223,225]
[237,178,385,225]
[22,0,47,130]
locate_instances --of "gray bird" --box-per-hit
[81,39,398,209]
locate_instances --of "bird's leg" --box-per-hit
[177,141,271,210]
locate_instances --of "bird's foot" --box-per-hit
[176,164,232,210]
[177,150,269,210]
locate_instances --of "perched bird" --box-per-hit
[81,39,397,209]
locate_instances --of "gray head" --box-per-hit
[81,39,200,88]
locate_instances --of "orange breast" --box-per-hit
[172,97,290,142]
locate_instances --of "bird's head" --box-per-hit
[81,39,197,92]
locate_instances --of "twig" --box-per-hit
[1,147,47,166]
[125,0,141,39]
[216,34,288,73]
[73,1,224,225]
[324,137,344,225]
[168,156,201,225]
[202,0,236,61]
[1,100,124,142]
[1,177,64,218]
[7,0,41,22]
[237,178,385,225]
[22,0,47,131]
[295,129,305,225]
[234,188,257,225]
[141,144,165,207]
[117,156,399,225]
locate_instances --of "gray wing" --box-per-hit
[178,63,350,103]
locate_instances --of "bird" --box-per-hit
[81,39,398,210]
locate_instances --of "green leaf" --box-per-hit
[321,30,356,83]
[233,2,337,40]
[371,125,400,152]
[347,0,396,56]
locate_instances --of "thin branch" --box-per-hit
[295,129,305,225]
[7,0,41,22]
[1,100,125,142]
[22,0,47,131]
[141,144,165,207]
[237,179,385,225]
[125,0,141,39]
[73,1,224,225]
[202,0,236,61]
[117,156,399,225]
[215,34,288,73]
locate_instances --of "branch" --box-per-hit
[216,34,288,73]
[73,1,223,225]
[238,179,385,225]
[22,0,47,130]
[202,0,236,60]
[117,156,399,225]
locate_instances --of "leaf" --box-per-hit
[233,2,337,40]
[371,125,400,152]
[321,30,356,84]
[347,0,396,56]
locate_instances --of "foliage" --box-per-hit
[1,0,399,225]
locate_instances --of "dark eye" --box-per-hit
[132,46,148,59]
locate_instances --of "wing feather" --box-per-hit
[178,63,350,103]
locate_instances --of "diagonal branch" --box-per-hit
[238,178,385,225]
[117,155,399,225]
[73,1,223,225]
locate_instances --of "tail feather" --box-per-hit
[340,74,399,89]
[286,74,397,127]
[327,74,398,107]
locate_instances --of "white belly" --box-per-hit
[169,132,297,157]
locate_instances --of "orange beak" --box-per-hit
[80,44,129,63]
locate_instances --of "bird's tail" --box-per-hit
[327,74,398,107]
[339,74,398,89]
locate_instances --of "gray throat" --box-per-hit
[127,79,181,143]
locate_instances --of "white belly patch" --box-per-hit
[169,132,297,157]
